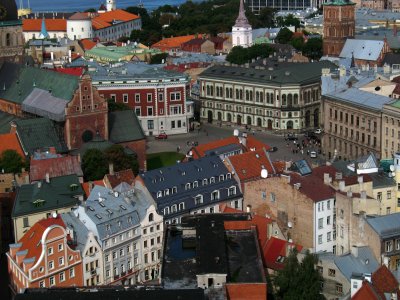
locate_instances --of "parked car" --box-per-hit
[310,151,317,158]
[315,128,323,134]
[268,146,278,152]
[155,133,168,140]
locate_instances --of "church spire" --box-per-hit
[234,0,250,27]
[38,17,49,39]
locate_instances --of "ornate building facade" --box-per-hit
[323,0,356,57]
[0,0,24,64]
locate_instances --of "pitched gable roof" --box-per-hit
[79,39,97,51]
[81,180,105,197]
[30,156,83,182]
[352,281,381,300]
[16,217,66,266]
[0,132,24,157]
[372,265,400,295]
[108,110,145,143]
[340,39,385,61]
[151,35,196,51]
[289,173,335,202]
[22,18,67,32]
[91,10,140,30]
[104,169,135,189]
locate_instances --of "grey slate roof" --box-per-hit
[12,174,82,218]
[332,247,379,281]
[61,212,89,253]
[340,39,385,61]
[199,61,336,86]
[22,88,69,122]
[15,118,68,155]
[324,87,392,111]
[367,213,400,238]
[109,110,145,143]
[140,156,242,216]
[83,185,151,240]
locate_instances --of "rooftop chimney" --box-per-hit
[339,180,346,192]
[109,163,114,176]
[45,173,50,183]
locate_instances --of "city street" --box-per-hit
[147,123,326,166]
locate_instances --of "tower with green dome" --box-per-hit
[323,0,356,57]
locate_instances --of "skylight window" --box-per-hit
[95,214,102,219]
[88,206,95,211]
[120,205,127,210]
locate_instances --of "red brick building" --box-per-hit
[64,74,108,150]
[323,0,356,57]
[7,216,83,295]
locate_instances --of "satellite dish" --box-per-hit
[288,239,293,243]
[233,129,239,137]
[52,212,57,219]
[390,165,395,171]
[288,221,293,228]
[392,172,396,177]
[114,191,119,198]
[261,169,269,178]
[189,151,193,156]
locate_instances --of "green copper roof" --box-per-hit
[253,37,272,45]
[0,19,21,27]
[387,99,400,109]
[2,67,78,104]
[12,174,83,218]
[85,45,161,62]
[15,118,68,155]
[323,0,356,5]
[0,111,20,134]
[109,110,145,143]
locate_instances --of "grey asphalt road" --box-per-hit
[147,123,326,165]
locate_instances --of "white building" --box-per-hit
[314,197,336,253]
[232,0,252,48]
[106,0,117,12]
[67,13,93,40]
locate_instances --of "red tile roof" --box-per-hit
[82,180,105,197]
[392,83,400,95]
[79,39,97,51]
[372,265,400,295]
[312,165,373,185]
[151,35,197,51]
[352,281,381,300]
[53,67,85,76]
[22,18,67,32]
[92,10,139,30]
[228,148,275,182]
[290,173,335,202]
[263,236,302,271]
[104,169,135,189]
[226,283,267,300]
[190,135,270,159]
[0,133,25,157]
[29,156,83,182]
[68,12,91,20]
[17,217,66,266]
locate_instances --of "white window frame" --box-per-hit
[123,94,129,103]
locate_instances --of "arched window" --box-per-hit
[149,213,154,222]
[6,33,11,46]
[282,94,287,106]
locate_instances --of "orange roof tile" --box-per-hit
[29,156,83,182]
[17,217,66,267]
[228,149,275,182]
[353,281,382,300]
[0,133,24,157]
[226,283,267,300]
[104,169,135,189]
[22,18,67,32]
[263,236,302,270]
[290,173,335,202]
[79,39,97,51]
[91,9,139,30]
[372,265,399,295]
[151,35,196,51]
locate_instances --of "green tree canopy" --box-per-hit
[150,53,168,64]
[107,99,130,112]
[303,37,323,60]
[104,145,139,175]
[276,14,301,29]
[82,149,108,181]
[226,44,273,65]
[274,249,324,300]
[276,27,294,44]
[0,149,26,174]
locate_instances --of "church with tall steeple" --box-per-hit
[232,0,252,48]
[0,0,24,64]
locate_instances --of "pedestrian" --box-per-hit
[301,149,304,155]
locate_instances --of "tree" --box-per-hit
[104,145,139,175]
[82,149,108,181]
[303,37,323,60]
[290,36,305,51]
[0,150,26,174]
[276,27,294,44]
[226,46,249,65]
[107,99,130,112]
[275,249,324,300]
[150,53,168,64]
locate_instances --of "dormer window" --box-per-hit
[106,224,111,230]
[157,191,163,198]
[171,204,177,213]
[210,177,215,184]
[164,207,170,215]
[185,183,191,190]
[203,179,208,185]
[226,173,232,179]
[194,195,203,205]
[179,202,185,210]
[211,190,220,200]
[172,186,177,194]
[164,189,170,196]
[193,181,198,188]
[219,175,224,181]
[228,186,236,196]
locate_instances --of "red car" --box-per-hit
[155,133,168,140]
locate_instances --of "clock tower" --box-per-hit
[0,0,24,64]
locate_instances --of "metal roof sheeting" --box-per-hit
[340,39,384,61]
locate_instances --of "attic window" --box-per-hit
[88,206,95,211]
[375,86,381,91]
[33,199,46,207]
[69,184,79,191]
[157,191,163,198]
[106,224,110,230]
[120,205,127,210]
[106,209,113,215]
[276,255,285,263]
[99,202,105,207]
[95,214,102,219]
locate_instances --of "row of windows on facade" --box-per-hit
[38,267,75,288]
[329,122,378,144]
[156,173,233,198]
[316,266,344,293]
[209,102,300,118]
[46,254,74,271]
[146,119,185,131]
[105,249,161,278]
[204,85,320,104]
[135,105,182,118]
[108,92,181,103]
[105,236,162,263]
[329,109,378,131]
[103,223,161,248]
[70,20,140,34]
[318,215,335,229]
[385,239,400,253]
[327,137,378,159]
[317,231,336,245]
